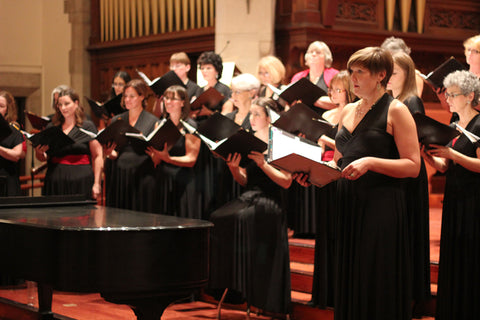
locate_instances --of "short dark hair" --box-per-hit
[197,51,223,79]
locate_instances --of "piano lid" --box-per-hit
[0,204,212,231]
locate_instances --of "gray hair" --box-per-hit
[51,84,70,109]
[231,73,261,91]
[444,70,480,107]
[305,41,333,68]
[381,36,412,55]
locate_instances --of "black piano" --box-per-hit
[0,195,212,320]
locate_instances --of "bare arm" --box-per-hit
[89,139,104,200]
[0,143,24,162]
[248,151,292,189]
[339,100,421,179]
[149,134,201,168]
[424,143,480,173]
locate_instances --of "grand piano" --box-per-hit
[0,195,212,320]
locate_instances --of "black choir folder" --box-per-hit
[85,94,124,119]
[136,70,185,96]
[185,112,267,167]
[268,77,327,106]
[25,111,51,131]
[95,119,140,148]
[190,87,224,111]
[124,118,181,152]
[26,126,75,152]
[272,102,334,142]
[267,126,341,187]
[94,118,180,152]
[422,57,466,90]
[0,113,12,141]
[413,113,460,146]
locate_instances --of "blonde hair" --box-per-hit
[256,55,286,85]
[170,52,191,65]
[464,35,480,51]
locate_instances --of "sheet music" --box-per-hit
[455,123,480,144]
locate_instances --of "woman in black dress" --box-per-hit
[388,51,431,313]
[104,79,159,212]
[147,85,202,218]
[0,90,25,197]
[196,51,232,115]
[297,70,355,309]
[421,70,480,320]
[35,88,103,199]
[334,47,420,320]
[209,97,292,316]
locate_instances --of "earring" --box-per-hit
[376,82,381,90]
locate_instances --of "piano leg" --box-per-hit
[37,283,54,320]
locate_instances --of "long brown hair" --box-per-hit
[0,90,17,123]
[52,87,84,126]
[391,52,418,101]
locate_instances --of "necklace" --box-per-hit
[355,100,372,119]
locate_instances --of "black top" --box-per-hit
[46,120,97,158]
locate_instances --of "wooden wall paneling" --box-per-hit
[424,0,480,37]
[89,28,215,103]
[320,0,339,27]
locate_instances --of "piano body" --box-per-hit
[0,196,212,320]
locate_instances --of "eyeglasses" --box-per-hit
[466,48,480,55]
[328,88,346,94]
[112,83,125,88]
[444,92,464,99]
[232,90,246,95]
[163,97,182,101]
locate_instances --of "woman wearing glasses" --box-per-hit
[290,41,339,113]
[147,85,202,219]
[421,70,480,319]
[465,35,480,78]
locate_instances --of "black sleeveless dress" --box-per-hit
[209,160,291,315]
[334,93,411,320]
[154,118,202,219]
[436,113,480,319]
[310,125,338,309]
[402,96,431,305]
[105,110,158,212]
[0,124,24,196]
[42,121,97,198]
